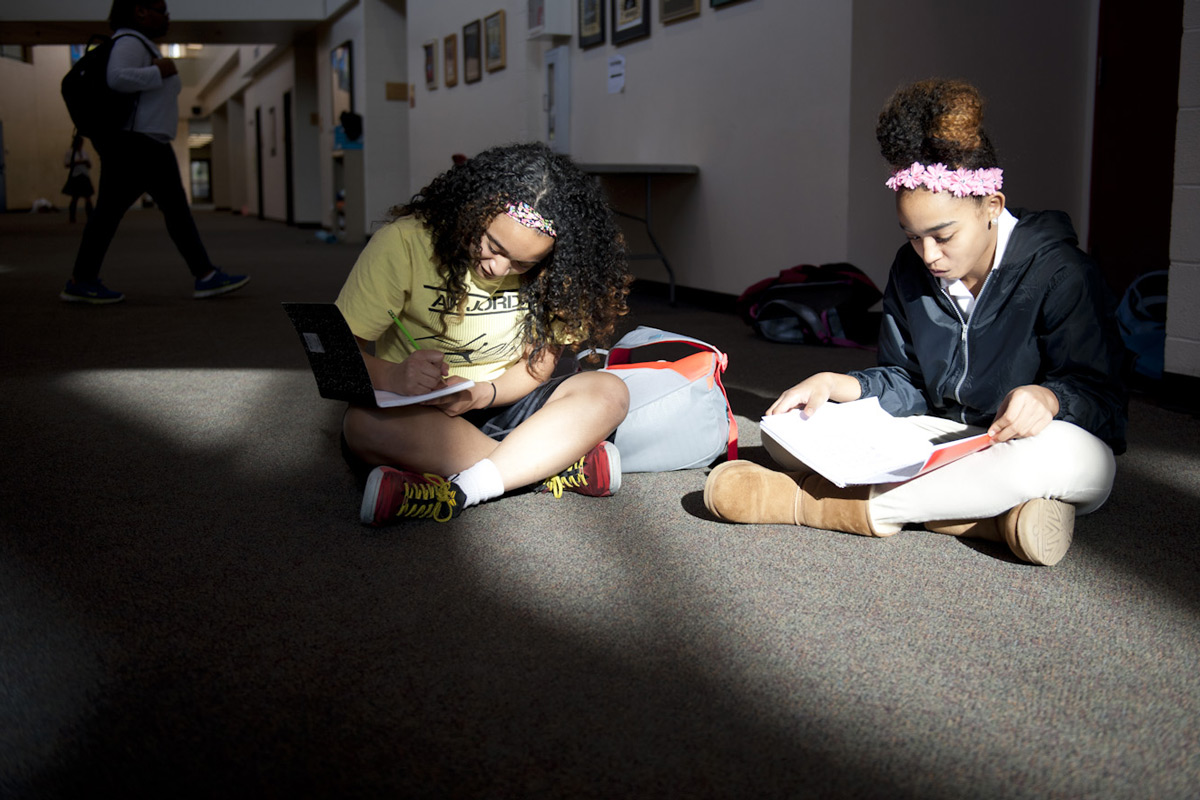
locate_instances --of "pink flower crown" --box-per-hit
[885,162,1004,198]
[505,201,557,238]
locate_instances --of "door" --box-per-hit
[0,121,6,210]
[544,46,570,154]
[1088,0,1184,296]
[284,90,295,226]
[254,105,264,220]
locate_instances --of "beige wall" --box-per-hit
[1167,0,1200,378]
[0,46,89,209]
[0,44,204,210]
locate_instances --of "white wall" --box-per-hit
[359,0,410,231]
[1167,0,1200,378]
[210,103,231,208]
[402,1,1103,298]
[292,36,323,225]
[571,1,854,296]
[317,2,366,231]
[406,1,855,296]
[406,0,540,194]
[227,95,247,213]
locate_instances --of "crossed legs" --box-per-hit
[343,370,629,492]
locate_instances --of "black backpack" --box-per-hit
[1115,270,1169,381]
[736,263,883,347]
[61,33,156,138]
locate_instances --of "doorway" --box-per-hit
[284,90,295,226]
[0,121,6,210]
[254,105,264,220]
[1087,0,1184,296]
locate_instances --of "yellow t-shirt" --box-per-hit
[335,217,526,382]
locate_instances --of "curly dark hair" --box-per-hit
[389,142,630,367]
[876,79,1001,173]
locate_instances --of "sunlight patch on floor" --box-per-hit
[54,368,329,478]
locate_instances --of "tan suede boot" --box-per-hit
[926,498,1075,566]
[798,474,887,537]
[704,461,886,537]
[704,460,806,524]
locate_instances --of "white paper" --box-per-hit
[374,380,475,408]
[607,55,625,94]
[759,398,937,487]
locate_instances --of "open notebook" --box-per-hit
[282,302,473,407]
[759,397,992,487]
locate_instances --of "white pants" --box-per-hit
[764,417,1116,535]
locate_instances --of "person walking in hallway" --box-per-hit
[61,0,248,305]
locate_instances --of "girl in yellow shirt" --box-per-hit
[337,143,632,524]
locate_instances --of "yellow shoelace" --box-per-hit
[542,457,588,499]
[397,474,459,523]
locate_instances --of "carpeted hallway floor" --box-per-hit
[1,208,1198,799]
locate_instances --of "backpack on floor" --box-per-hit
[61,34,156,138]
[580,326,737,473]
[1116,269,1169,380]
[736,263,882,348]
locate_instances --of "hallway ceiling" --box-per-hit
[1,18,317,47]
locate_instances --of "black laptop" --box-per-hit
[282,302,471,407]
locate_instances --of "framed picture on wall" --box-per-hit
[485,10,506,72]
[528,0,546,34]
[661,0,700,23]
[444,33,458,87]
[579,0,605,48]
[330,41,353,124]
[463,20,482,83]
[613,0,650,44]
[423,40,438,90]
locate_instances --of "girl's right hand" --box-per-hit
[766,372,862,416]
[394,349,449,395]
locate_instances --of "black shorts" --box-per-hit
[462,373,572,440]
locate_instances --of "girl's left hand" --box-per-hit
[423,377,485,416]
[988,385,1060,442]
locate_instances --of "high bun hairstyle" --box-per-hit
[876,79,1000,172]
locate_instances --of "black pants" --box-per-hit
[72,132,213,283]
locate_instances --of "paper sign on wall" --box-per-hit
[607,55,625,94]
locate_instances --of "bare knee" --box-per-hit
[567,370,630,424]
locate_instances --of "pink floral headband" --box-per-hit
[505,201,557,238]
[885,162,1004,198]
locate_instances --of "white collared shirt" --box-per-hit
[940,207,1017,319]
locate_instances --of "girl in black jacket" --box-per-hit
[704,79,1126,566]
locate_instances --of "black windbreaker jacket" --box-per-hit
[849,208,1128,454]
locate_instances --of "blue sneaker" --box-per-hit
[193,269,250,299]
[60,278,125,304]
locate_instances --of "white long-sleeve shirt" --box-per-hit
[105,28,180,142]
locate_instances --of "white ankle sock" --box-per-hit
[451,458,505,508]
